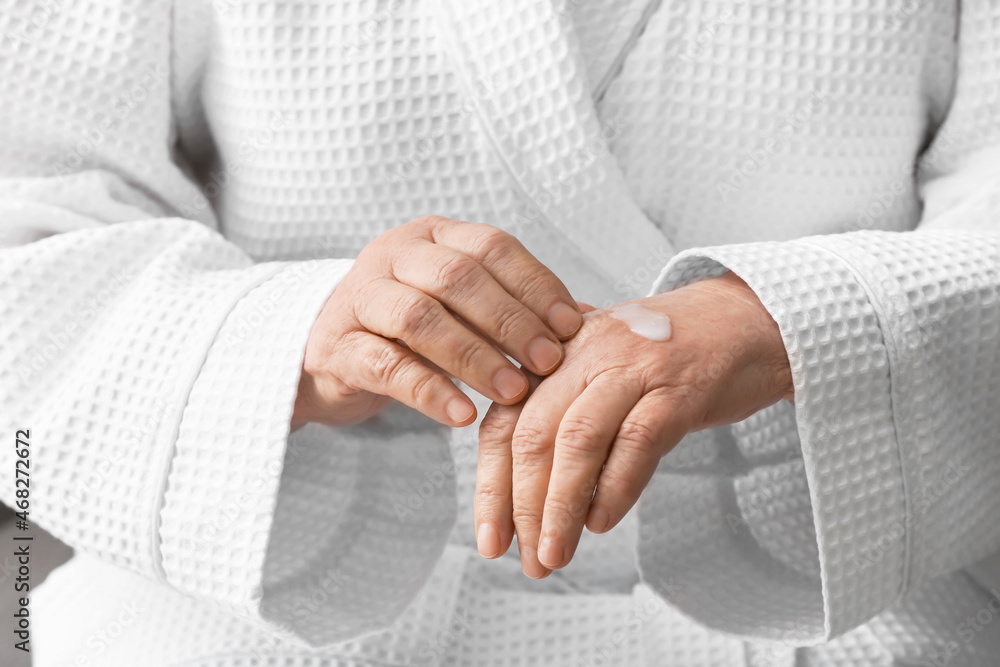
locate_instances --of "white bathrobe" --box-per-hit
[1,0,999,664]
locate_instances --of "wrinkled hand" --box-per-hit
[294,215,582,429]
[474,272,793,577]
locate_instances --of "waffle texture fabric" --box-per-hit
[0,0,998,665]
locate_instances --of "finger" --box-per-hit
[587,390,690,534]
[475,373,545,559]
[427,219,583,340]
[356,278,529,405]
[537,377,641,570]
[475,401,520,559]
[510,372,586,578]
[392,240,566,375]
[333,330,477,427]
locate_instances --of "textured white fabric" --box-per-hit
[0,0,998,665]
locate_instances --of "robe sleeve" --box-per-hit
[637,2,1000,646]
[0,0,456,647]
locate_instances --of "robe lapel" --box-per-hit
[429,0,676,296]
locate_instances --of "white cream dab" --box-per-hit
[608,303,672,341]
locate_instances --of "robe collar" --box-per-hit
[430,0,676,296]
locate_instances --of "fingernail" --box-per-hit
[446,398,475,424]
[548,302,583,338]
[493,367,527,401]
[477,523,501,558]
[538,535,565,569]
[588,506,611,534]
[517,544,551,579]
[527,337,563,374]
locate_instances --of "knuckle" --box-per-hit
[393,293,441,338]
[543,496,588,528]
[352,277,377,304]
[407,369,441,407]
[596,471,634,503]
[558,415,606,453]
[511,419,551,459]
[615,419,660,453]
[318,328,358,374]
[453,337,485,374]
[475,480,509,505]
[515,269,553,304]
[431,255,479,295]
[351,280,382,321]
[477,223,512,246]
[476,450,509,477]
[474,225,516,260]
[365,344,406,386]
[493,303,533,344]
[511,504,542,528]
[479,411,515,444]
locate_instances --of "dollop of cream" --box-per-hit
[608,303,671,341]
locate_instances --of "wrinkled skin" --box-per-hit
[294,215,583,429]
[474,272,794,577]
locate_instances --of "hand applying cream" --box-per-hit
[474,272,793,577]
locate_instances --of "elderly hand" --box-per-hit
[474,272,793,577]
[293,215,582,429]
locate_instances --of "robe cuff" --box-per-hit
[637,238,909,644]
[157,257,459,645]
[157,259,349,610]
